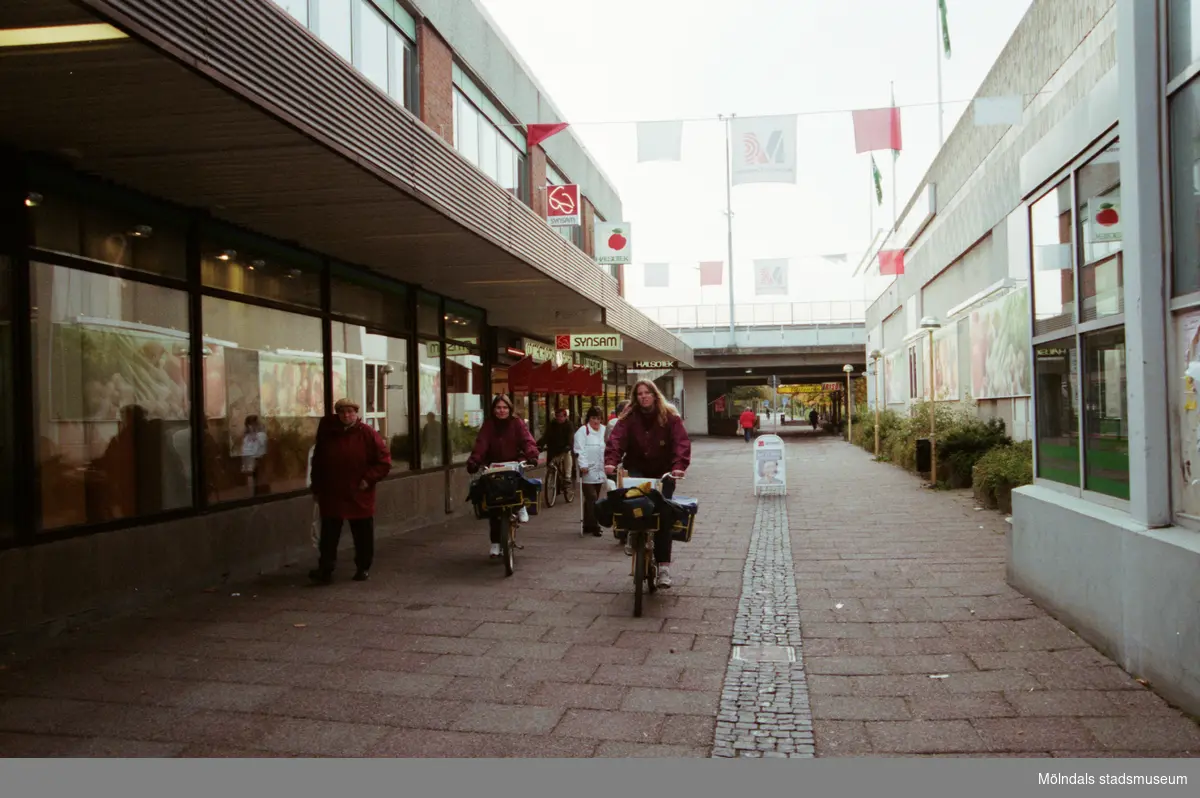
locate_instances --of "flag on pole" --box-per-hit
[699,261,724,286]
[852,107,903,153]
[636,120,684,162]
[973,95,1024,126]
[644,263,670,287]
[730,115,798,185]
[938,0,951,58]
[878,249,905,276]
[528,122,569,149]
[872,155,883,206]
[754,259,789,295]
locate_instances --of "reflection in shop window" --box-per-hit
[1083,329,1128,499]
[1076,142,1123,322]
[418,341,444,468]
[1169,77,1200,297]
[200,231,322,309]
[448,353,485,463]
[1169,0,1200,80]
[333,322,411,470]
[202,296,323,504]
[1034,339,1080,487]
[33,264,193,529]
[316,0,353,62]
[1031,182,1075,336]
[0,258,13,541]
[357,0,390,91]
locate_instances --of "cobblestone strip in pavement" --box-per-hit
[712,493,814,758]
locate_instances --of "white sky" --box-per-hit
[479,0,1034,313]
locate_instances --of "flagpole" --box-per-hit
[890,82,898,231]
[722,113,736,344]
[868,158,875,241]
[936,0,944,148]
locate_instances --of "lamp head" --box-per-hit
[919,316,942,330]
[842,364,854,374]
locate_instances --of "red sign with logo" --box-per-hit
[555,334,571,350]
[546,184,580,227]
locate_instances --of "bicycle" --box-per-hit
[472,461,538,577]
[609,470,682,618]
[543,451,576,508]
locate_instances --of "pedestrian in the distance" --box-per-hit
[739,407,757,443]
[575,406,608,537]
[309,398,392,584]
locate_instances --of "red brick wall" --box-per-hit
[529,145,548,216]
[418,23,454,144]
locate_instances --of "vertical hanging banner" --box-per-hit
[753,258,789,296]
[546,184,580,227]
[699,261,724,286]
[595,222,633,265]
[731,115,798,185]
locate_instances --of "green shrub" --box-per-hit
[973,440,1033,509]
[940,417,1010,488]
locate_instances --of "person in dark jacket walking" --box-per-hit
[309,398,392,584]
[467,394,540,559]
[604,380,692,588]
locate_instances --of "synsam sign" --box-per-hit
[556,333,623,352]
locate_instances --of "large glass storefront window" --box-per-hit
[1170,0,1200,80]
[1082,328,1129,499]
[202,296,322,503]
[1034,339,1080,487]
[0,258,13,542]
[1170,77,1200,297]
[1031,181,1075,336]
[33,264,193,529]
[448,353,484,463]
[1076,142,1123,322]
[418,341,444,468]
[201,228,322,309]
[333,322,411,471]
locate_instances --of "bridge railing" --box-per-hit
[641,301,867,329]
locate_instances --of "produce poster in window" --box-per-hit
[884,350,906,405]
[1175,310,1200,516]
[52,322,191,422]
[932,323,960,402]
[258,352,325,418]
[969,287,1032,400]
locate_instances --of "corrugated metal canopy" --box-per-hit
[0,0,691,365]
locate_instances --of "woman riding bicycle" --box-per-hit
[604,380,691,588]
[466,394,540,559]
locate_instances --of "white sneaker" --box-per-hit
[655,564,672,588]
[489,543,501,558]
[518,507,530,523]
[624,541,633,556]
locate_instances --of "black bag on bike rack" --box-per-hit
[663,497,699,543]
[606,487,660,533]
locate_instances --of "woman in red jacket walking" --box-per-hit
[466,394,540,558]
[604,380,691,588]
[739,407,757,442]
[309,398,392,584]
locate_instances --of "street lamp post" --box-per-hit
[842,364,854,445]
[919,316,942,484]
[869,349,882,458]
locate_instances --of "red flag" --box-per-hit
[878,249,905,276]
[852,107,902,153]
[699,261,723,287]
[528,123,569,149]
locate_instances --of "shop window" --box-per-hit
[32,264,193,529]
[454,92,481,166]
[444,300,482,344]
[417,340,444,468]
[357,0,390,92]
[1169,77,1200,297]
[272,0,309,25]
[1082,328,1128,499]
[1031,181,1075,336]
[1034,339,1080,487]
[532,393,547,439]
[202,296,323,504]
[1174,309,1200,517]
[0,258,12,541]
[417,291,441,338]
[1076,142,1123,322]
[28,186,187,280]
[200,227,323,309]
[333,322,411,471]
[316,0,353,62]
[1170,0,1200,80]
[390,29,418,113]
[331,262,410,334]
[448,353,484,463]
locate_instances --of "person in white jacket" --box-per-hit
[575,406,608,537]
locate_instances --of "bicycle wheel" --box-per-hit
[646,532,658,594]
[632,532,646,617]
[563,468,575,503]
[545,467,558,507]
[501,514,515,577]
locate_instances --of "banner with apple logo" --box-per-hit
[595,221,632,265]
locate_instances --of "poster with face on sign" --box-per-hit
[753,434,787,494]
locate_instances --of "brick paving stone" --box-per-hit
[904,694,1014,720]
[865,720,988,754]
[595,742,710,757]
[1004,690,1123,717]
[448,703,564,735]
[973,718,1098,752]
[554,709,664,742]
[368,729,597,758]
[811,696,909,721]
[527,682,628,710]
[622,688,718,716]
[660,715,716,746]
[256,718,389,757]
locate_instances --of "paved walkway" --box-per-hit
[0,430,1197,757]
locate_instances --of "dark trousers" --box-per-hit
[743,427,752,442]
[488,514,505,544]
[582,481,605,533]
[626,472,676,565]
[318,516,374,573]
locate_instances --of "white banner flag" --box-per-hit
[754,258,789,295]
[636,120,683,162]
[973,95,1024,127]
[595,222,633,265]
[731,115,797,185]
[644,262,670,287]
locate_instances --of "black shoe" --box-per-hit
[353,570,369,582]
[591,529,603,537]
[308,568,333,585]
